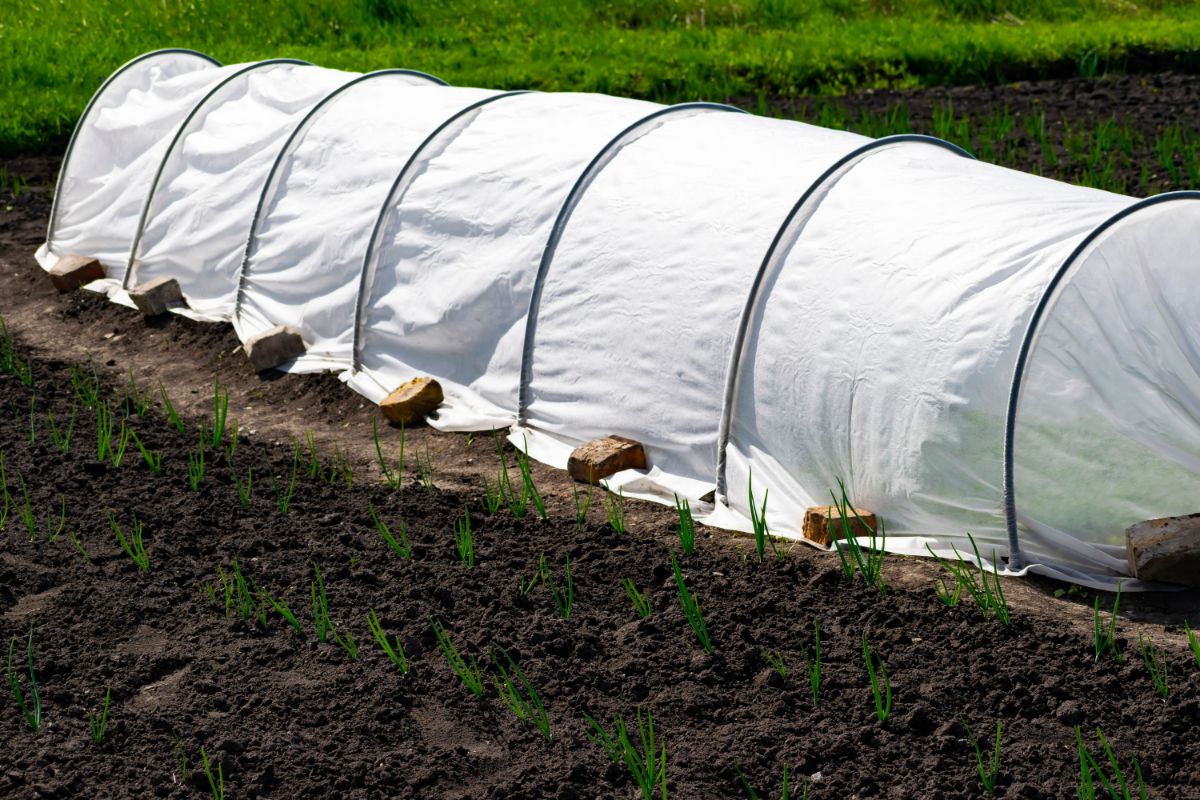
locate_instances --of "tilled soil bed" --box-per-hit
[0,339,1199,799]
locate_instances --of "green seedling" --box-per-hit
[309,563,357,657]
[748,472,778,562]
[369,501,411,559]
[0,318,32,386]
[515,439,546,520]
[798,618,821,706]
[234,466,253,507]
[760,647,787,682]
[16,472,35,540]
[304,430,322,479]
[69,359,101,409]
[108,511,148,571]
[128,429,162,476]
[454,507,474,568]
[187,435,205,491]
[672,554,712,652]
[373,416,405,489]
[272,441,300,515]
[88,687,111,744]
[126,367,150,416]
[1186,621,1200,667]
[548,554,573,619]
[520,554,549,596]
[209,379,228,449]
[927,534,1009,623]
[172,730,190,782]
[6,626,41,730]
[862,632,891,724]
[45,495,66,542]
[200,745,225,800]
[492,645,551,739]
[330,446,353,488]
[573,482,593,529]
[69,529,90,562]
[583,706,666,800]
[225,419,239,462]
[415,444,434,489]
[1075,725,1146,800]
[366,609,408,674]
[675,494,696,555]
[265,590,302,634]
[0,452,8,532]
[963,718,1002,794]
[1093,583,1123,663]
[492,432,530,518]
[831,479,886,592]
[482,476,503,515]
[1138,632,1169,700]
[622,578,652,619]
[158,381,184,432]
[603,486,627,534]
[735,763,805,800]
[430,617,484,696]
[28,396,36,444]
[212,557,267,627]
[95,402,131,467]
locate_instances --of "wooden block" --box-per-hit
[1126,513,1200,587]
[48,255,104,293]
[803,505,878,547]
[243,324,305,372]
[129,277,184,316]
[380,377,444,425]
[568,435,647,485]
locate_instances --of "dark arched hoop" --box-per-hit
[46,48,222,248]
[350,90,535,370]
[1001,190,1200,570]
[714,134,975,503]
[516,101,747,421]
[233,68,449,320]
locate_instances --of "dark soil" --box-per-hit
[1,74,1200,799]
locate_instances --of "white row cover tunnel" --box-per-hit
[37,50,1200,589]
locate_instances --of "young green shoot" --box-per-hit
[1187,620,1200,668]
[520,554,549,596]
[366,609,408,674]
[623,578,652,619]
[45,494,66,542]
[430,617,484,696]
[187,434,205,491]
[454,507,475,568]
[304,430,323,479]
[330,446,353,488]
[735,763,804,800]
[272,441,300,515]
[309,562,357,657]
[128,429,162,476]
[927,533,1007,623]
[209,379,228,449]
[200,745,225,800]
[172,730,190,783]
[492,432,529,518]
[1094,583,1123,663]
[46,402,76,455]
[265,590,302,634]
[798,617,822,706]
[369,501,411,559]
[1138,632,1169,700]
[69,529,90,562]
[963,718,1002,794]
[672,554,712,652]
[126,367,151,416]
[830,479,885,592]
[492,645,551,739]
[1075,725,1146,800]
[234,466,253,507]
[603,486,627,534]
[862,632,892,724]
[761,647,787,682]
[0,452,9,532]
[6,626,41,730]
[748,471,779,563]
[373,416,405,489]
[583,705,666,800]
[515,439,546,520]
[28,396,36,445]
[573,482,594,529]
[88,687,112,744]
[482,476,503,515]
[108,511,148,571]
[675,494,696,555]
[415,443,435,489]
[158,381,184,433]
[16,472,35,540]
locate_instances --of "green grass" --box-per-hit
[3,0,1200,155]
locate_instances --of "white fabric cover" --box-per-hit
[126,63,359,321]
[234,78,496,370]
[524,112,870,496]
[346,91,661,427]
[36,52,230,296]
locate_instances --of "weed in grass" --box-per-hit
[862,632,892,724]
[46,402,76,455]
[672,554,712,652]
[415,444,435,489]
[603,486,627,534]
[234,466,253,507]
[675,494,696,555]
[187,435,206,491]
[369,501,411,559]
[1075,725,1146,800]
[128,429,162,476]
[623,578,652,619]
[1186,621,1200,668]
[492,645,551,739]
[454,507,475,568]
[735,763,805,800]
[573,482,593,529]
[108,511,148,571]
[1138,632,1169,700]
[88,687,111,744]
[373,416,405,489]
[830,479,886,593]
[209,379,228,449]
[927,533,1008,623]
[272,441,300,515]
[583,705,667,800]
[431,617,484,696]
[200,745,225,800]
[748,472,778,562]
[1093,583,1123,664]
[963,718,1002,794]
[6,626,41,730]
[366,609,408,674]
[158,382,184,433]
[760,647,787,682]
[798,618,821,706]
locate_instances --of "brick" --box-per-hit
[48,255,104,293]
[802,505,878,547]
[379,377,444,425]
[567,435,647,484]
[1126,513,1200,587]
[129,277,184,316]
[243,324,305,372]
